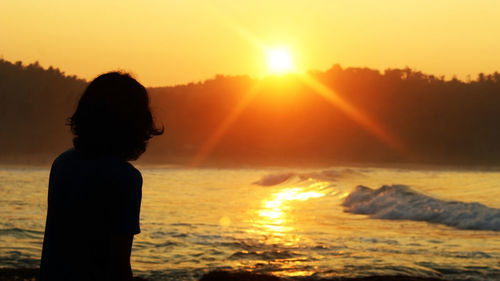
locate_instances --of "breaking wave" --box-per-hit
[253,173,295,186]
[342,185,500,231]
[253,169,362,186]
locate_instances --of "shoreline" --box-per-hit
[0,268,445,281]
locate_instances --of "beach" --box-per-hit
[1,167,499,280]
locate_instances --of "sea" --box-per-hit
[0,166,499,280]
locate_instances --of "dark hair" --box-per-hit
[69,72,163,160]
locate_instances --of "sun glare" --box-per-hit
[257,187,325,233]
[267,48,295,74]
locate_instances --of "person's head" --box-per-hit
[69,72,163,160]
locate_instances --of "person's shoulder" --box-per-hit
[105,157,142,187]
[51,148,79,169]
[106,156,140,176]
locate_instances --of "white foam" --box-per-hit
[252,173,294,186]
[253,169,361,186]
[342,185,500,231]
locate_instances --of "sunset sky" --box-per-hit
[1,0,499,86]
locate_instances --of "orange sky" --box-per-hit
[1,0,500,86]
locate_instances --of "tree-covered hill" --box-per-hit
[1,58,499,166]
[0,59,86,163]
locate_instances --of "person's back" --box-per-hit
[40,148,141,280]
[40,72,162,280]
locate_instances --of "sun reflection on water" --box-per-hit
[251,187,326,238]
[239,187,328,275]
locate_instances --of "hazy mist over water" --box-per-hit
[1,166,499,280]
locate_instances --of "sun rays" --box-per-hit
[189,11,409,166]
[190,83,263,167]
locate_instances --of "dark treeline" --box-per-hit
[1,58,500,166]
[0,59,86,163]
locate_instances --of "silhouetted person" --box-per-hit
[40,72,163,281]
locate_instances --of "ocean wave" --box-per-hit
[342,185,500,231]
[228,249,299,260]
[253,169,362,186]
[253,173,295,186]
[0,228,43,239]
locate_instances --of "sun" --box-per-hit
[266,48,295,74]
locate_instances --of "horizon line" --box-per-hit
[2,56,498,88]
